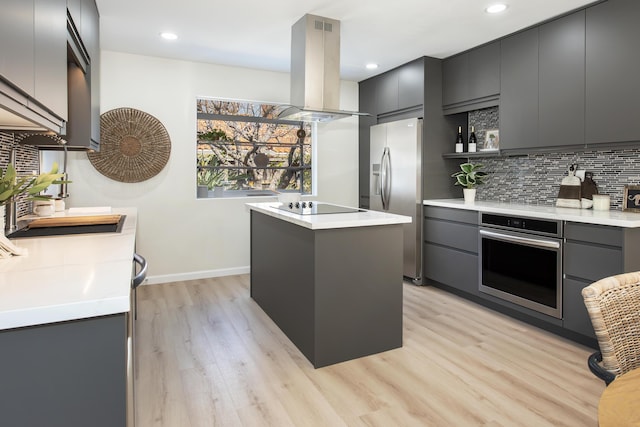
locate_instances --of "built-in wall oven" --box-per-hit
[479,213,563,319]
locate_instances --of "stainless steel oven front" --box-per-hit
[479,213,563,319]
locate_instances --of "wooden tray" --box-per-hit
[28,215,122,228]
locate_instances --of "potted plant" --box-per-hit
[1,162,67,237]
[196,151,225,197]
[451,162,487,203]
[1,162,67,205]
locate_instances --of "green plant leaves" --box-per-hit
[0,162,67,205]
[451,162,488,189]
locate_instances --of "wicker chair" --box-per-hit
[581,271,640,385]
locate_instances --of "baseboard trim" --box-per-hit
[144,266,250,285]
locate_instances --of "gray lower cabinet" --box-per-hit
[563,222,640,338]
[0,314,127,427]
[500,27,539,151]
[423,206,479,294]
[585,0,640,145]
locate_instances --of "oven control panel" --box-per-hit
[481,213,562,237]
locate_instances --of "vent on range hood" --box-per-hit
[278,14,366,123]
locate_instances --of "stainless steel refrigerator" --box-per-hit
[370,117,423,284]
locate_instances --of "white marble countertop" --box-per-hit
[424,199,640,228]
[246,202,411,230]
[0,207,137,330]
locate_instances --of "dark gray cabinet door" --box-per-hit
[442,53,469,106]
[0,0,35,95]
[563,278,596,338]
[468,41,500,101]
[34,0,67,120]
[0,314,127,427]
[67,0,82,32]
[376,70,399,114]
[539,11,585,149]
[358,78,377,207]
[500,28,539,150]
[585,0,640,144]
[398,58,424,110]
[82,0,100,148]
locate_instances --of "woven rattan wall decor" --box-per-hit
[88,108,171,182]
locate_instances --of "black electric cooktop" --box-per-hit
[277,201,362,215]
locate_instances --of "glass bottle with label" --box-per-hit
[468,126,477,152]
[455,126,464,153]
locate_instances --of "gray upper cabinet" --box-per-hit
[34,0,68,121]
[442,54,468,106]
[82,0,100,148]
[538,11,585,149]
[67,0,82,33]
[0,0,67,132]
[468,42,500,101]
[397,59,424,111]
[500,28,539,150]
[585,0,640,145]
[376,71,398,114]
[442,41,500,114]
[65,0,100,151]
[0,0,36,95]
[376,58,425,115]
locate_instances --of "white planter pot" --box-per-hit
[463,188,476,204]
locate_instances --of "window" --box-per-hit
[196,98,314,198]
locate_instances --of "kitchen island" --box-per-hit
[0,208,137,427]
[247,202,411,368]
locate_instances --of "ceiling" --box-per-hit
[96,0,598,82]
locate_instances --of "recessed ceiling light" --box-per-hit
[160,32,178,40]
[486,4,508,14]
[366,63,379,70]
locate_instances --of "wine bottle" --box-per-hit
[455,126,464,153]
[468,126,477,153]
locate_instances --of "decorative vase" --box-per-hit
[463,188,476,204]
[1,204,5,234]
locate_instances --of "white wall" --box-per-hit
[63,51,359,283]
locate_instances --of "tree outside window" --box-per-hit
[196,98,313,198]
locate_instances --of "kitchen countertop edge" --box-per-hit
[423,199,640,228]
[0,208,137,331]
[246,202,411,230]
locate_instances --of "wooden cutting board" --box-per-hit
[28,215,122,228]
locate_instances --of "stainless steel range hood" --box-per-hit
[278,14,366,123]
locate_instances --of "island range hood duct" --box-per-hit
[278,14,366,123]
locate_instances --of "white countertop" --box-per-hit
[0,208,137,330]
[246,202,411,230]
[424,199,640,228]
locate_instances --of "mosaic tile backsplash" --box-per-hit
[0,131,40,217]
[464,106,640,210]
[475,150,640,210]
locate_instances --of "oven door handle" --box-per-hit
[479,229,560,249]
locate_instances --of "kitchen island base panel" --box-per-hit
[250,211,403,368]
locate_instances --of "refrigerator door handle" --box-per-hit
[380,147,391,210]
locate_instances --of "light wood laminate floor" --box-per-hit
[134,275,603,426]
